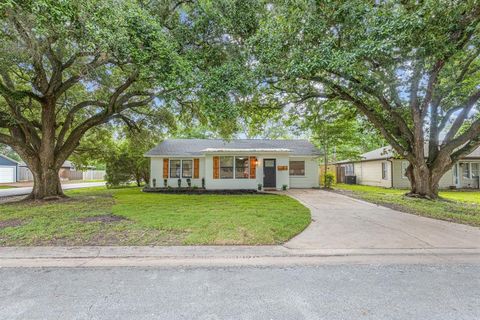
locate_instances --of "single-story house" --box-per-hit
[145,139,321,190]
[0,154,19,183]
[336,145,480,189]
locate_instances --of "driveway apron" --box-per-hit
[285,189,480,250]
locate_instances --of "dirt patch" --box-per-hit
[79,214,127,223]
[0,218,24,229]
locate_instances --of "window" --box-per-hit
[344,163,354,176]
[289,161,305,176]
[170,160,181,178]
[472,163,479,178]
[220,156,234,179]
[182,160,192,178]
[264,159,275,167]
[462,163,470,179]
[235,157,249,179]
[382,162,388,180]
[401,161,409,179]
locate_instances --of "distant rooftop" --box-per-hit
[145,139,321,156]
[337,145,480,163]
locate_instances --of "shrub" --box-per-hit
[323,172,335,189]
[105,151,134,188]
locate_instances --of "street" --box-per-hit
[0,182,105,198]
[0,264,478,320]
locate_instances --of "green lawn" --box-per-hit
[0,187,310,246]
[334,184,480,226]
[0,186,15,189]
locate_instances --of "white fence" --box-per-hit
[18,166,34,181]
[18,167,105,182]
[83,170,106,181]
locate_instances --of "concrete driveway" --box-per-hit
[285,189,480,250]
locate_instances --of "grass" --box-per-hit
[0,187,310,246]
[0,186,15,189]
[334,184,480,227]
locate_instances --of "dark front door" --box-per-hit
[263,159,276,188]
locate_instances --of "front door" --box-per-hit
[263,159,276,188]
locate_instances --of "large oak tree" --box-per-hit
[0,0,191,198]
[251,0,480,198]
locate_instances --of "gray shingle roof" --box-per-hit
[145,139,321,156]
[337,144,480,163]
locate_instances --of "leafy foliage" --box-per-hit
[323,172,335,189]
[247,1,480,197]
[105,128,159,187]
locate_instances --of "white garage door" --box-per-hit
[0,166,15,183]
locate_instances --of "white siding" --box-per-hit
[353,160,392,188]
[150,154,319,190]
[289,157,319,188]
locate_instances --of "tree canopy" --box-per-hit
[0,0,259,198]
[248,0,480,197]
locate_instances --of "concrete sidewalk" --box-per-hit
[1,188,479,267]
[1,246,479,267]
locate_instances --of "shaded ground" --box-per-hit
[333,184,480,227]
[0,187,310,246]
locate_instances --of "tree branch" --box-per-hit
[443,90,480,143]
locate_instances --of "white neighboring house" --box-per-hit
[146,139,321,190]
[336,145,480,189]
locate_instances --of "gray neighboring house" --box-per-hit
[146,139,321,190]
[0,154,19,183]
[336,146,480,189]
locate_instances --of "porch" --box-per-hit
[453,161,480,189]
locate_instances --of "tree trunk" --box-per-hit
[26,99,66,200]
[30,164,64,200]
[323,146,328,188]
[405,163,443,199]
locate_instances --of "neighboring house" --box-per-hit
[146,139,321,190]
[336,146,480,189]
[0,154,19,183]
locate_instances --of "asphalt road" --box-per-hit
[0,182,105,197]
[1,265,478,320]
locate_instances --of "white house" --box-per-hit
[146,139,321,190]
[336,145,480,189]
